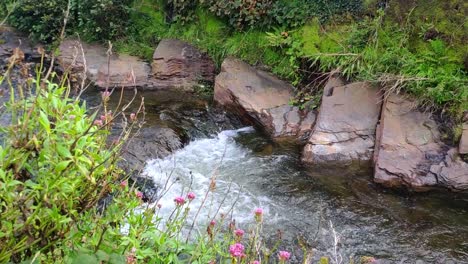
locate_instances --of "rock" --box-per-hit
[96,54,150,88]
[0,26,40,61]
[149,39,215,91]
[120,127,186,172]
[459,122,468,154]
[214,57,316,139]
[430,148,468,191]
[302,78,382,166]
[374,94,468,191]
[58,39,150,88]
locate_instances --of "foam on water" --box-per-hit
[143,127,279,225]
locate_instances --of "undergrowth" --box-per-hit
[116,0,466,120]
[0,46,380,264]
[0,49,303,263]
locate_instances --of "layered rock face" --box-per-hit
[58,40,150,88]
[214,57,316,139]
[302,78,382,166]
[373,94,468,191]
[150,39,215,90]
[58,39,214,90]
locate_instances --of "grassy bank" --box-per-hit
[115,0,466,124]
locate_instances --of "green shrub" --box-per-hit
[200,0,274,29]
[8,0,132,43]
[0,57,303,263]
[166,0,198,23]
[270,0,362,28]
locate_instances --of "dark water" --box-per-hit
[86,90,468,263]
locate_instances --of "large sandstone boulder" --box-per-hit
[58,39,150,88]
[214,57,315,139]
[460,122,468,154]
[302,78,382,166]
[150,39,215,90]
[374,94,468,191]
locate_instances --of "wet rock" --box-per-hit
[302,78,382,167]
[120,127,186,172]
[459,122,468,154]
[0,26,40,62]
[149,39,215,91]
[58,39,150,88]
[214,57,315,140]
[374,94,468,191]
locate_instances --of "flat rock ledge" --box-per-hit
[373,94,468,191]
[214,57,316,140]
[302,77,382,167]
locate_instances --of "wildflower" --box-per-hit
[229,243,245,258]
[126,247,137,264]
[101,91,111,100]
[209,220,216,226]
[135,191,143,199]
[94,119,103,126]
[69,115,76,120]
[187,192,196,201]
[130,113,136,121]
[234,229,244,238]
[157,203,162,208]
[174,196,186,206]
[254,208,263,222]
[126,255,136,264]
[278,251,291,262]
[251,261,260,264]
[120,180,128,188]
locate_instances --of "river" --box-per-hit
[88,89,468,263]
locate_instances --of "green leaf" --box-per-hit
[108,253,126,264]
[71,253,99,264]
[55,160,72,173]
[57,144,72,158]
[95,250,109,262]
[39,111,51,134]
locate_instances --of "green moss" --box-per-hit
[302,19,321,56]
[197,8,225,37]
[318,24,350,53]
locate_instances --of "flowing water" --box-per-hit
[88,90,468,263]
